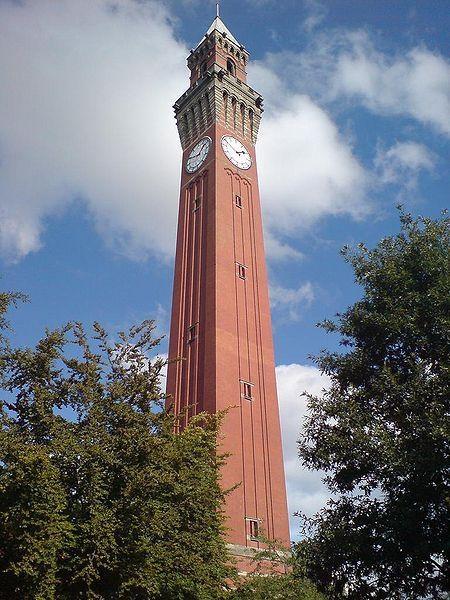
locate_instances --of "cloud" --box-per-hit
[270,281,314,322]
[374,141,436,191]
[3,3,442,266]
[264,232,304,262]
[0,0,374,265]
[252,81,370,240]
[276,363,330,539]
[248,29,449,247]
[302,0,327,33]
[249,62,371,239]
[255,30,450,137]
[178,0,273,9]
[0,0,187,263]
[332,36,450,136]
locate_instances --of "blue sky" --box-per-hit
[1,0,449,538]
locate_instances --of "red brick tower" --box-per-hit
[167,11,290,572]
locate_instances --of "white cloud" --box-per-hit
[250,63,371,241]
[3,3,442,266]
[0,0,373,264]
[264,232,304,262]
[332,36,450,136]
[270,281,314,322]
[303,0,327,33]
[248,30,449,244]
[253,85,370,239]
[374,141,436,190]
[178,0,273,9]
[0,0,187,263]
[255,30,450,137]
[276,363,330,539]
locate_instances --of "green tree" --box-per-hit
[229,537,325,599]
[230,574,325,599]
[297,211,450,599]
[0,296,231,599]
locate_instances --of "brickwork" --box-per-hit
[167,16,290,570]
[174,67,263,149]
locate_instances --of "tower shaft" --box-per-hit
[167,17,290,571]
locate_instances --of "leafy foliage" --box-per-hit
[230,574,325,599]
[0,305,231,599]
[297,211,450,599]
[229,536,325,599]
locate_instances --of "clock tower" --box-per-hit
[167,11,290,572]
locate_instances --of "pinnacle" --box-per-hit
[196,15,241,48]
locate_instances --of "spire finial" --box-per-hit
[216,1,220,18]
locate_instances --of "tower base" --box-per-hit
[227,543,290,577]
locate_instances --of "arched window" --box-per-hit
[231,97,237,129]
[205,92,212,126]
[190,106,197,138]
[227,58,236,76]
[200,61,207,76]
[249,109,254,139]
[198,99,203,129]
[223,91,229,124]
[183,114,189,141]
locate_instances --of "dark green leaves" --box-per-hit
[298,210,450,599]
[0,317,231,599]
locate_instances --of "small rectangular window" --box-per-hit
[235,195,242,208]
[248,519,259,540]
[241,380,253,400]
[193,197,201,211]
[187,324,198,343]
[237,263,247,280]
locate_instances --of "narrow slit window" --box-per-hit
[249,109,254,139]
[193,197,201,211]
[223,91,229,125]
[248,519,259,540]
[187,324,198,343]
[235,195,242,208]
[241,381,253,400]
[237,263,247,280]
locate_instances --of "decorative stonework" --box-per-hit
[189,27,249,83]
[174,65,263,149]
[227,543,291,561]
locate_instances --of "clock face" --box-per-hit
[221,136,252,170]
[186,137,212,173]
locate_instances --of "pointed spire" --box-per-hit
[198,15,241,48]
[216,1,220,18]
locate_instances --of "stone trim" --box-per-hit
[226,543,291,561]
[189,30,250,73]
[174,66,264,149]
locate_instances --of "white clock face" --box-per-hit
[221,136,252,170]
[186,137,212,173]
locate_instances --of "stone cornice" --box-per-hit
[174,66,264,149]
